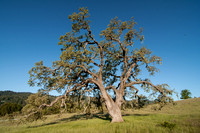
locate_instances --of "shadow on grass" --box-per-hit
[123,113,150,117]
[27,113,151,128]
[27,113,111,128]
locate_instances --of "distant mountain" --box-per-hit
[0,90,32,106]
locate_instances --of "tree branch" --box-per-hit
[105,86,117,92]
[123,63,136,82]
[64,69,72,80]
[125,81,165,96]
[86,27,104,80]
[129,86,139,97]
[107,72,120,78]
[77,65,98,78]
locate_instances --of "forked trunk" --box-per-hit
[103,95,124,123]
[99,83,124,123]
[108,104,124,123]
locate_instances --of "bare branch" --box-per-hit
[129,86,139,97]
[107,72,120,78]
[24,94,65,119]
[84,87,96,92]
[90,60,101,67]
[77,65,98,78]
[123,63,136,82]
[112,38,125,51]
[81,41,101,67]
[86,27,104,79]
[111,38,129,86]
[105,86,117,92]
[64,69,72,80]
[125,81,165,96]
[116,83,121,90]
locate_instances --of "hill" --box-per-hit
[0,98,199,133]
[0,91,32,106]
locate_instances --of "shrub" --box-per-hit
[160,121,176,131]
[0,103,22,116]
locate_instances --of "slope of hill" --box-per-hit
[0,98,199,133]
[133,97,200,115]
[0,91,32,106]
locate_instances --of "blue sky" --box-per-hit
[0,0,199,100]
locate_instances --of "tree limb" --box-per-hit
[77,65,98,78]
[105,86,117,92]
[125,81,165,96]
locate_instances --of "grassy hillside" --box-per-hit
[0,98,199,133]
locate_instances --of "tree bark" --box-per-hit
[105,98,124,123]
[100,88,124,122]
[115,90,124,109]
[106,101,124,123]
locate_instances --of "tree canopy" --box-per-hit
[28,7,174,123]
[180,89,191,99]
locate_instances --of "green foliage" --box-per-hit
[0,103,22,116]
[0,91,31,106]
[21,93,60,122]
[27,7,175,122]
[180,89,191,99]
[160,121,176,131]
[22,93,59,116]
[64,93,104,113]
[123,95,153,110]
[137,95,151,108]
[21,92,106,122]
[24,112,45,122]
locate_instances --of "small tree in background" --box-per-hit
[180,89,191,99]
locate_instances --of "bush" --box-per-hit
[0,103,22,116]
[22,93,61,117]
[160,121,176,131]
[25,112,46,122]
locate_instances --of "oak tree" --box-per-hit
[180,89,191,99]
[28,7,173,123]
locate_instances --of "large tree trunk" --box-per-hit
[105,100,124,123]
[98,82,124,123]
[101,91,124,122]
[115,90,124,109]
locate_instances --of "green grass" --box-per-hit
[0,98,200,133]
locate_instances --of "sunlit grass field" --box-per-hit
[0,98,200,133]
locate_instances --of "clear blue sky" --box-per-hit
[0,0,200,100]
